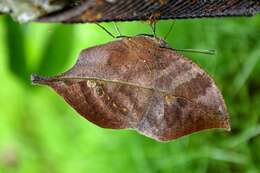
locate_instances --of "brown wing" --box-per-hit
[32,36,230,141]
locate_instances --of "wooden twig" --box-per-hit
[38,0,260,23]
[1,0,260,23]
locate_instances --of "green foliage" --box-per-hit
[4,17,28,83]
[37,25,75,75]
[0,16,260,173]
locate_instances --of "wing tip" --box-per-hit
[31,73,49,85]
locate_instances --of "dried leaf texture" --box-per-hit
[32,36,230,141]
[38,0,260,23]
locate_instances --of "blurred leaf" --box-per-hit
[4,16,28,82]
[209,148,248,164]
[38,25,74,75]
[228,125,260,147]
[232,44,260,95]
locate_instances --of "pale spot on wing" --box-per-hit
[196,84,222,110]
[87,80,96,88]
[156,58,205,91]
[137,94,166,140]
[169,68,203,90]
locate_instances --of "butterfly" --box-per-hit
[32,35,230,141]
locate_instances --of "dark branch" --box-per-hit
[1,0,260,23]
[38,0,260,23]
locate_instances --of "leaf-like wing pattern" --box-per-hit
[32,36,230,141]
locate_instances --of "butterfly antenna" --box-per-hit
[164,21,175,40]
[171,48,216,55]
[113,22,122,37]
[95,23,115,38]
[149,22,157,38]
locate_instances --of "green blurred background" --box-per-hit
[0,15,260,173]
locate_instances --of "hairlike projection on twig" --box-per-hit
[31,35,230,141]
